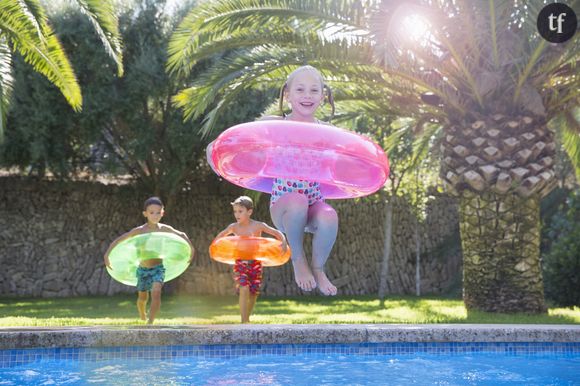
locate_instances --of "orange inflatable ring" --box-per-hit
[209,236,291,267]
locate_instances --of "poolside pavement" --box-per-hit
[1,324,579,349]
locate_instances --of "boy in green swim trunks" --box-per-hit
[104,197,195,324]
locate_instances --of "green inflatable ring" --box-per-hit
[106,232,192,286]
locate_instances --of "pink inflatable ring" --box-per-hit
[209,120,390,199]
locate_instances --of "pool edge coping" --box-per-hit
[1,324,579,349]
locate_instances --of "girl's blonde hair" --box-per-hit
[278,65,335,119]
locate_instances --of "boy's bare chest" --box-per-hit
[233,223,261,237]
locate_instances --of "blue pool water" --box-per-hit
[1,342,579,385]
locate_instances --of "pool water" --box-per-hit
[1,343,579,385]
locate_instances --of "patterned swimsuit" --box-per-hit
[270,178,324,207]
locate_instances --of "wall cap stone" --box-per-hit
[1,324,579,349]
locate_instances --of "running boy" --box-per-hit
[104,196,195,324]
[214,196,287,323]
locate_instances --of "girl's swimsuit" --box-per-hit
[269,117,325,208]
[270,178,324,207]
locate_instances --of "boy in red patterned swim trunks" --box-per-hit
[214,196,287,323]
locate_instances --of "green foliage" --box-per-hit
[167,0,580,175]
[104,0,271,199]
[550,107,580,183]
[543,190,580,306]
[0,0,123,140]
[102,0,204,198]
[167,0,405,137]
[1,8,117,177]
[1,0,271,202]
[0,0,81,140]
[342,112,440,221]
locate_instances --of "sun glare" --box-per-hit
[401,14,430,42]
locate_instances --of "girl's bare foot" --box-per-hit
[292,258,317,291]
[312,268,337,296]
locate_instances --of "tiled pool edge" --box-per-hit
[1,324,579,349]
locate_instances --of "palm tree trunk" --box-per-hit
[459,191,546,313]
[415,216,421,296]
[378,200,393,300]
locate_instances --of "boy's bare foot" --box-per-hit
[292,258,316,291]
[312,268,337,296]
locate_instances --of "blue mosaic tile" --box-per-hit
[1,342,579,367]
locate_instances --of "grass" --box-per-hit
[0,294,579,327]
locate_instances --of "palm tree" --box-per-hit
[0,0,123,140]
[167,0,580,313]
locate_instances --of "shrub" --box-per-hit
[543,190,580,306]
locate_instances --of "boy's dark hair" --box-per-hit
[143,196,164,210]
[231,196,254,210]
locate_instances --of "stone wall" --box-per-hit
[0,176,462,297]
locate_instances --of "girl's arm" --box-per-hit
[259,222,288,253]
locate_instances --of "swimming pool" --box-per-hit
[1,342,579,385]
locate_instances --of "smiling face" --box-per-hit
[285,69,325,121]
[143,204,164,225]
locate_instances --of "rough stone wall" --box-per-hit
[0,176,461,297]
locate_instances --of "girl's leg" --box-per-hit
[137,291,148,320]
[148,282,163,324]
[306,201,339,295]
[239,286,250,323]
[270,193,316,291]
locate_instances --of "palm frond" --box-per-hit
[8,0,47,40]
[534,35,579,88]
[555,108,580,181]
[410,120,441,169]
[176,25,459,129]
[173,28,387,128]
[73,0,123,76]
[0,0,46,42]
[170,28,317,72]
[168,0,579,147]
[0,38,13,141]
[487,0,500,67]
[168,0,369,76]
[370,1,484,111]
[385,117,414,154]
[384,115,441,174]
[1,0,82,110]
[513,39,547,106]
